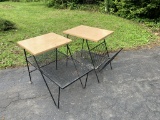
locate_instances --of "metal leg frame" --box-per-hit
[33,56,61,108]
[86,40,100,83]
[99,48,123,71]
[79,73,88,89]
[24,49,32,84]
[65,35,90,88]
[66,35,69,66]
[81,39,85,57]
[56,48,58,70]
[66,45,89,89]
[84,73,88,88]
[24,44,90,108]
[66,45,69,66]
[103,39,112,70]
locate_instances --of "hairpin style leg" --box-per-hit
[66,45,89,89]
[66,45,84,88]
[86,40,100,83]
[65,34,70,66]
[58,87,61,108]
[66,45,69,66]
[103,39,112,70]
[23,49,32,84]
[77,72,89,89]
[81,39,85,50]
[56,48,58,70]
[84,73,88,88]
[99,48,123,71]
[65,35,84,87]
[81,39,85,57]
[33,56,60,108]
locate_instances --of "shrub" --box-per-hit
[46,0,80,9]
[0,18,16,31]
[46,0,160,22]
[109,0,160,21]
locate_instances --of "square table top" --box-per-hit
[17,33,72,56]
[63,25,114,42]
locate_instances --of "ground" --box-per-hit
[0,46,160,120]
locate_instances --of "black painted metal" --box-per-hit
[99,48,123,71]
[89,41,104,51]
[82,39,84,50]
[84,73,88,88]
[33,56,58,107]
[24,45,93,108]
[58,87,60,108]
[56,48,58,70]
[86,40,100,83]
[81,39,85,57]
[73,38,123,72]
[24,49,32,84]
[66,44,89,89]
[103,39,112,69]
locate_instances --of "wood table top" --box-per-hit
[17,33,72,55]
[63,25,114,42]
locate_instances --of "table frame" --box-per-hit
[64,25,123,82]
[23,45,91,108]
[17,32,94,109]
[83,39,123,71]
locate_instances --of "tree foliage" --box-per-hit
[46,0,160,20]
[105,0,160,20]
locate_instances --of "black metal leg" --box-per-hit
[56,48,58,70]
[66,34,70,66]
[66,45,87,88]
[81,39,85,57]
[24,49,32,84]
[65,38,84,88]
[58,87,61,108]
[66,45,69,66]
[84,73,88,88]
[103,39,112,69]
[79,73,88,89]
[79,79,84,88]
[86,40,100,83]
[33,56,58,108]
[41,73,57,107]
[99,48,123,71]
[81,39,84,50]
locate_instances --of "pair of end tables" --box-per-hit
[17,25,122,108]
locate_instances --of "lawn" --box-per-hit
[0,2,157,69]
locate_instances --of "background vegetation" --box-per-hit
[45,0,160,31]
[0,18,16,31]
[0,1,159,69]
[45,0,160,20]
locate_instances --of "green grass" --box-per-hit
[0,2,157,69]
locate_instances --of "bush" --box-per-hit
[0,18,16,31]
[46,0,84,9]
[109,0,160,21]
[46,0,160,22]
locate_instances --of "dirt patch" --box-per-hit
[154,32,160,37]
[0,4,15,9]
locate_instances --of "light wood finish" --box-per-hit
[63,25,114,42]
[17,33,72,55]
